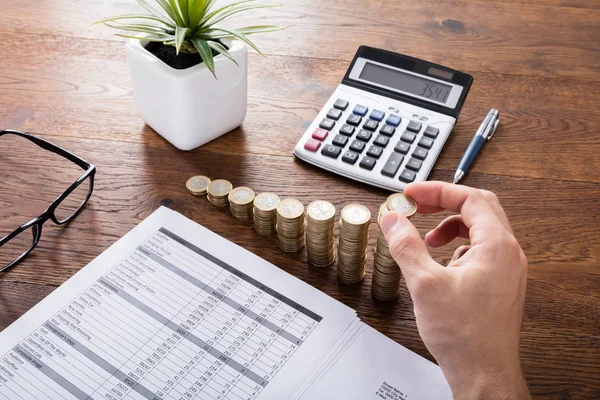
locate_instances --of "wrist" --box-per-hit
[447,366,530,400]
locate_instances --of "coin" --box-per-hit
[253,193,280,236]
[341,204,371,225]
[277,199,305,253]
[254,192,280,211]
[337,203,371,284]
[386,193,417,217]
[207,179,232,208]
[229,187,255,220]
[307,200,336,221]
[277,199,305,219]
[186,175,211,195]
[306,200,336,267]
[371,201,402,301]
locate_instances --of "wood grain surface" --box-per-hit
[1,0,599,398]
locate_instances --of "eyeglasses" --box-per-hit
[0,130,96,272]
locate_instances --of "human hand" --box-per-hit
[380,181,530,400]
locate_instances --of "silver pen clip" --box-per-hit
[481,109,500,140]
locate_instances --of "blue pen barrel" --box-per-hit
[458,135,486,173]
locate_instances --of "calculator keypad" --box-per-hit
[298,95,443,187]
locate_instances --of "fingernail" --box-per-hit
[381,212,399,235]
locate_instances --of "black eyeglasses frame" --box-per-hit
[0,129,96,272]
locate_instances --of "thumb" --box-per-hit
[381,212,439,289]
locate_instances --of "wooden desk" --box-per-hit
[1,0,598,397]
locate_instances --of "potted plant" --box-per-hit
[96,0,286,150]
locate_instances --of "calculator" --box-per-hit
[293,46,473,191]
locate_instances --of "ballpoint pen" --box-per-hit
[453,108,500,184]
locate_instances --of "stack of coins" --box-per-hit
[276,199,305,253]
[253,193,280,235]
[371,193,417,301]
[229,187,255,220]
[306,200,336,267]
[337,204,371,283]
[207,179,232,208]
[186,175,211,196]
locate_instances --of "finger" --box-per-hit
[425,215,469,248]
[478,189,513,233]
[405,181,505,244]
[451,245,472,263]
[380,212,442,292]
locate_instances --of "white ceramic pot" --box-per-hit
[126,38,247,150]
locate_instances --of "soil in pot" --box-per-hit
[145,41,228,70]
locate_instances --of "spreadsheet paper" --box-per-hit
[0,207,451,400]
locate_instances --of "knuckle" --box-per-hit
[479,189,499,205]
[388,232,420,261]
[411,273,438,297]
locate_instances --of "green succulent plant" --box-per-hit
[95,0,287,76]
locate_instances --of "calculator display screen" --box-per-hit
[359,62,453,104]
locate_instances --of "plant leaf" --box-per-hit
[103,22,172,36]
[176,0,189,25]
[116,34,175,42]
[167,0,185,25]
[207,40,238,65]
[206,27,263,56]
[175,26,190,54]
[154,0,183,25]
[203,4,279,28]
[189,0,218,28]
[190,37,216,77]
[93,14,176,29]
[136,0,162,16]
[198,0,255,28]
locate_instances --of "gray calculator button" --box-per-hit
[366,145,383,159]
[406,120,422,133]
[321,144,342,159]
[406,158,422,171]
[400,130,416,143]
[334,98,349,110]
[332,134,348,147]
[380,124,396,137]
[423,126,439,138]
[412,147,428,160]
[319,118,336,131]
[381,153,404,177]
[374,135,389,148]
[357,130,372,142]
[394,141,411,154]
[346,114,362,126]
[339,124,355,136]
[326,108,343,121]
[363,119,379,131]
[399,169,417,183]
[342,151,359,165]
[350,140,366,153]
[359,156,377,170]
[418,137,434,149]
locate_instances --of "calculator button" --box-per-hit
[366,145,383,159]
[339,124,356,136]
[353,104,369,116]
[394,141,411,154]
[357,130,372,142]
[326,108,343,121]
[369,110,385,121]
[342,151,359,165]
[304,139,321,152]
[346,114,362,126]
[418,137,434,149]
[406,158,422,171]
[386,114,402,127]
[406,120,422,133]
[319,118,336,130]
[359,156,377,170]
[399,169,417,183]
[381,153,404,178]
[374,135,389,147]
[423,126,439,138]
[400,131,417,143]
[332,134,349,147]
[380,124,396,137]
[321,144,342,159]
[334,98,349,110]
[412,147,428,160]
[363,119,379,131]
[311,128,329,141]
[350,140,366,153]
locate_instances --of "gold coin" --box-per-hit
[229,187,255,205]
[307,200,335,221]
[208,179,233,196]
[277,199,304,219]
[341,204,371,225]
[386,193,417,217]
[254,192,280,211]
[186,175,211,194]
